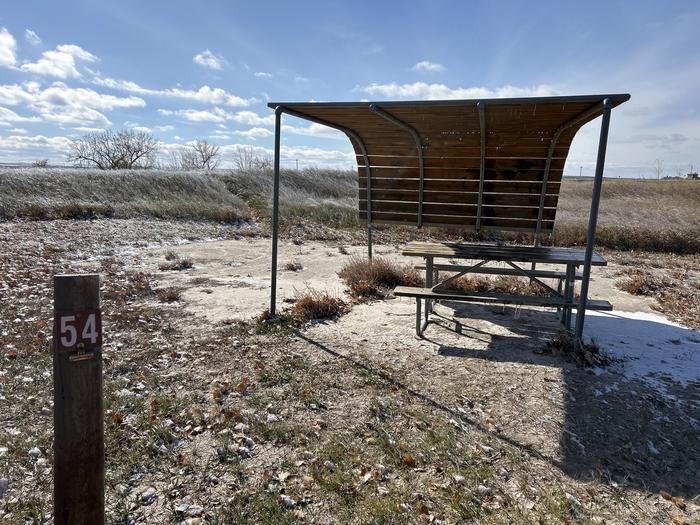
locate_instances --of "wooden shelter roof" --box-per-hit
[268,94,630,233]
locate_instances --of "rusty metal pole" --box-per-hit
[53,274,104,525]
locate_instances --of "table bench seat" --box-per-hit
[394,286,613,311]
[414,263,584,281]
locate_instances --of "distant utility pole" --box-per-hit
[295,159,299,170]
[579,165,583,177]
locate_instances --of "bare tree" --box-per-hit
[231,145,272,171]
[653,158,664,180]
[177,139,221,170]
[67,129,160,169]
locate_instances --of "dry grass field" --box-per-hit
[2,168,698,253]
[1,168,699,524]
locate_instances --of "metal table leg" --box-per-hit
[415,297,422,337]
[425,256,434,324]
[564,264,575,331]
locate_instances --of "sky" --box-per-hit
[0,0,699,177]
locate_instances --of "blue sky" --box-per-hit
[0,0,699,176]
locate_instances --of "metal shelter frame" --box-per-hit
[266,94,629,347]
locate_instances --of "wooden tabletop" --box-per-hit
[402,241,606,266]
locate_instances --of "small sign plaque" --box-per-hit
[55,310,102,353]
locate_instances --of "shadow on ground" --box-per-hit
[428,302,700,498]
[301,302,700,499]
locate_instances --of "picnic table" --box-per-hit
[396,241,612,336]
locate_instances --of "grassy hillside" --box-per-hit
[1,168,699,253]
[0,169,252,222]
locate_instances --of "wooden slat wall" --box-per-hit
[278,98,626,232]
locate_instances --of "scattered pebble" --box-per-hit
[141,486,157,505]
[280,496,296,508]
[566,492,582,507]
[452,475,466,485]
[477,485,492,497]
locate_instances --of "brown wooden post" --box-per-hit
[53,274,104,525]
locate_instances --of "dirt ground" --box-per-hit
[151,237,700,516]
[1,219,699,524]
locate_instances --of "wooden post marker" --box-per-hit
[53,274,104,524]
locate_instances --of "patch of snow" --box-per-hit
[577,311,700,399]
[647,440,660,455]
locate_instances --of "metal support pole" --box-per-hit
[273,106,373,259]
[270,107,282,316]
[369,104,425,228]
[531,101,607,275]
[476,101,486,230]
[575,99,612,346]
[368,227,373,259]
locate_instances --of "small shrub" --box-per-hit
[31,159,49,168]
[157,287,182,302]
[440,274,545,296]
[339,256,421,299]
[442,275,491,293]
[285,261,303,272]
[293,290,347,321]
[540,331,607,367]
[491,276,545,296]
[158,256,194,271]
[618,271,667,296]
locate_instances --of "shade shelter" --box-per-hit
[267,94,630,345]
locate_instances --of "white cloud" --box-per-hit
[282,122,345,140]
[158,107,274,126]
[0,82,38,105]
[72,126,106,133]
[10,127,28,133]
[0,81,145,125]
[24,29,41,45]
[0,106,41,123]
[165,86,253,106]
[193,49,225,70]
[233,127,273,139]
[254,71,273,78]
[93,75,255,106]
[122,121,174,134]
[412,61,446,73]
[231,110,275,126]
[20,44,98,79]
[0,133,71,153]
[358,82,558,100]
[124,121,152,133]
[280,145,355,168]
[0,27,17,66]
[158,108,226,122]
